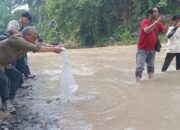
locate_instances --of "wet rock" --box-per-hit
[0,112,11,120]
[0,121,11,130]
[46,99,52,104]
[17,119,22,124]
[28,97,34,100]
[40,123,48,128]
[55,98,60,101]
[1,126,9,130]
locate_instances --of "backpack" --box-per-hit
[0,34,9,41]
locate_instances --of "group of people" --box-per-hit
[0,12,64,114]
[7,12,36,89]
[135,6,180,82]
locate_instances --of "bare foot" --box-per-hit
[136,76,141,83]
[148,73,154,79]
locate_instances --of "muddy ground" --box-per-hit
[1,44,180,130]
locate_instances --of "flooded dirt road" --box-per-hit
[14,45,180,130]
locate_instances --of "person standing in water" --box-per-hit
[161,14,180,71]
[135,6,171,82]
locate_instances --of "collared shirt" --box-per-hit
[0,35,41,66]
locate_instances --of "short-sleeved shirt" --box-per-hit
[0,35,41,65]
[6,20,22,34]
[137,19,164,50]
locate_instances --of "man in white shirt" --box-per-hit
[7,12,32,35]
[7,12,35,85]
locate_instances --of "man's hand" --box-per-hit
[53,46,65,53]
[157,15,164,22]
[166,16,172,25]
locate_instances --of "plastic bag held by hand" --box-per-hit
[60,50,78,97]
[61,46,66,51]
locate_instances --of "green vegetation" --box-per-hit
[0,0,179,48]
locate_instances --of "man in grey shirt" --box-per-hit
[0,26,64,113]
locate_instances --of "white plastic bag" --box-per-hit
[60,50,78,98]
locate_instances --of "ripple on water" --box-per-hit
[73,68,94,76]
[57,95,97,104]
[42,70,61,75]
[59,119,93,130]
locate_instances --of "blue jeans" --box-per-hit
[0,65,21,104]
[135,49,156,78]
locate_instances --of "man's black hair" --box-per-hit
[21,12,32,21]
[147,5,159,14]
[37,35,43,42]
[172,14,180,21]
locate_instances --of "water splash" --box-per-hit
[60,50,78,98]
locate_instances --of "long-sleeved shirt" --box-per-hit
[0,35,41,66]
[166,26,180,53]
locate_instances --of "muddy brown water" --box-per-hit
[25,45,180,130]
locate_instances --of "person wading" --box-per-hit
[135,6,171,82]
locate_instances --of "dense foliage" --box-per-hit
[0,0,179,47]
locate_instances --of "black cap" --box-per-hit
[21,12,32,21]
[172,14,180,21]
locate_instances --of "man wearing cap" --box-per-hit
[161,14,180,71]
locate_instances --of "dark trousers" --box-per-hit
[161,53,180,72]
[16,55,31,77]
[0,66,21,104]
[12,55,31,86]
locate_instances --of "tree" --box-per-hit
[1,0,27,11]
[0,1,11,33]
[26,0,180,47]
